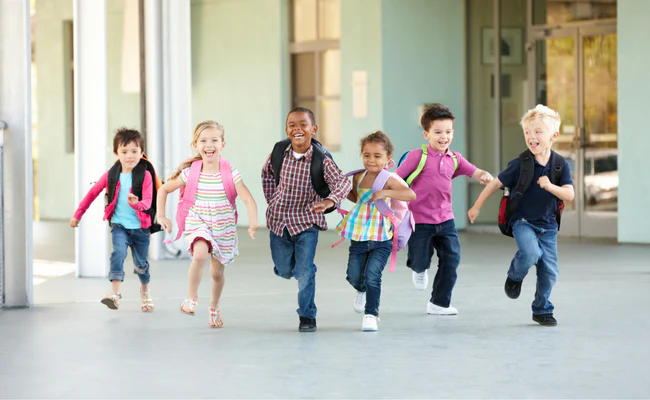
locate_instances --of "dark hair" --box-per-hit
[360,131,395,157]
[420,103,455,131]
[113,127,145,153]
[286,106,316,125]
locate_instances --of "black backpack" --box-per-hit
[498,149,565,237]
[107,158,163,233]
[270,138,336,214]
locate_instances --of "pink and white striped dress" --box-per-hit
[180,166,242,265]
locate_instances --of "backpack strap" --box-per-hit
[106,161,122,206]
[310,139,332,199]
[271,138,291,188]
[131,160,146,200]
[405,144,428,186]
[174,160,202,241]
[450,151,459,172]
[370,170,402,272]
[505,149,535,221]
[549,150,566,230]
[219,157,239,223]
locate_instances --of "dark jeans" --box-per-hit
[510,219,559,315]
[269,226,319,319]
[406,219,461,308]
[109,224,151,284]
[346,239,392,316]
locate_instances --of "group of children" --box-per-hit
[70,102,573,331]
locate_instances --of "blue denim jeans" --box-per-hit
[346,239,392,316]
[509,219,559,315]
[406,219,461,308]
[109,224,151,284]
[269,226,319,319]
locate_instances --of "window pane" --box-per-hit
[319,49,340,96]
[318,0,340,40]
[533,0,617,25]
[318,99,341,150]
[293,0,317,42]
[292,53,316,100]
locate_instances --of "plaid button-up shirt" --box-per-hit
[262,143,352,237]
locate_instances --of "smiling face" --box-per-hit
[522,119,558,156]
[361,141,391,173]
[115,141,143,173]
[193,127,225,163]
[285,111,317,153]
[423,119,454,153]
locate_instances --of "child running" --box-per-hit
[336,131,416,331]
[157,120,259,328]
[70,128,158,312]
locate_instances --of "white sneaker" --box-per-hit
[412,271,428,290]
[362,314,378,331]
[426,302,458,315]
[353,291,366,314]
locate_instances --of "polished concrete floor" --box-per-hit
[1,221,650,399]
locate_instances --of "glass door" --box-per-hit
[529,23,617,238]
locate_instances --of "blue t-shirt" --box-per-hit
[110,173,141,229]
[498,154,573,229]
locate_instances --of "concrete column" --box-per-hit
[73,0,109,277]
[160,0,193,258]
[0,0,34,307]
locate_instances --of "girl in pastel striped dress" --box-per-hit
[336,131,416,331]
[157,121,259,328]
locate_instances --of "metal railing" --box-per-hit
[0,120,5,307]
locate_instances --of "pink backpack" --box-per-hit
[172,157,238,242]
[333,169,415,272]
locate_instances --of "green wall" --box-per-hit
[617,0,650,243]
[191,0,287,227]
[381,0,468,229]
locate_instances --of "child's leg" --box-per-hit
[508,220,543,281]
[182,239,210,312]
[104,225,129,308]
[346,241,369,293]
[429,220,461,308]
[531,229,559,315]
[363,240,392,316]
[291,227,319,319]
[270,228,296,279]
[130,229,153,311]
[208,257,225,327]
[406,224,435,273]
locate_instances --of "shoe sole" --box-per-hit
[101,298,118,310]
[299,327,317,332]
[533,317,557,326]
[362,327,378,332]
[427,312,458,316]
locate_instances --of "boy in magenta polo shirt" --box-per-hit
[396,103,493,315]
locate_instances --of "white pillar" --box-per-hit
[0,0,34,307]
[160,0,193,258]
[144,0,166,260]
[73,0,109,277]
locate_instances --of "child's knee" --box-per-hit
[133,263,149,276]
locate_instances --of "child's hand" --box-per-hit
[467,206,480,224]
[69,218,79,228]
[247,223,259,239]
[310,199,335,213]
[127,193,139,205]
[479,172,494,185]
[158,216,173,234]
[537,176,552,190]
[370,190,388,202]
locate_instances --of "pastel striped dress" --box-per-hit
[180,166,242,265]
[336,171,393,242]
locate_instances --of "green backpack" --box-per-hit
[397,144,458,185]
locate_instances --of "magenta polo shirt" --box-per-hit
[396,145,477,225]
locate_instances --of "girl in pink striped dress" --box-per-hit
[157,121,259,328]
[335,131,416,331]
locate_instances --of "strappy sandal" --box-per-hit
[180,298,197,316]
[209,307,223,328]
[140,289,154,312]
[101,292,122,310]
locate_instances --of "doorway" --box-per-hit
[528,21,617,238]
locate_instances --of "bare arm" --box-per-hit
[235,181,259,239]
[467,177,504,223]
[471,168,494,185]
[156,176,185,233]
[371,177,416,202]
[346,173,360,203]
[538,176,575,202]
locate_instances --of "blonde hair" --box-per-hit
[170,120,225,180]
[520,104,561,134]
